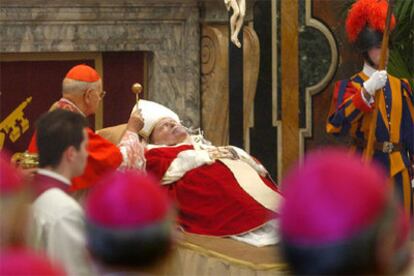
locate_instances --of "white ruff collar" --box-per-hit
[362,63,377,77]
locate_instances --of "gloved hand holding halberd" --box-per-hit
[363,70,387,96]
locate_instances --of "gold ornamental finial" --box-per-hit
[131,83,143,106]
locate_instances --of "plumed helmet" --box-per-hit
[345,0,396,52]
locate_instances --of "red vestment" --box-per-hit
[145,144,280,236]
[28,99,122,191]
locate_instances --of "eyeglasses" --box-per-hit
[84,89,106,100]
[99,91,106,99]
[94,90,106,99]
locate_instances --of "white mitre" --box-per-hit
[131,99,180,139]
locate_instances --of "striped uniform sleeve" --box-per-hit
[326,79,373,136]
[401,79,414,107]
[401,79,414,157]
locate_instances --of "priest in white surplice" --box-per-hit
[29,110,93,275]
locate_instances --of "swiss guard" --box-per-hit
[326,0,414,216]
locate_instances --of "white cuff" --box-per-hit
[118,130,146,170]
[361,89,374,106]
[162,150,214,184]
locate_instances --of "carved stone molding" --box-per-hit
[299,0,338,159]
[243,26,260,152]
[201,24,260,147]
[201,25,228,146]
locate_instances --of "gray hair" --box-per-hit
[62,78,101,95]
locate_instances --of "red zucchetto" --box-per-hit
[65,64,101,82]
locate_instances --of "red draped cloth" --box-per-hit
[145,144,279,236]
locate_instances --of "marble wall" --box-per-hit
[0,0,200,126]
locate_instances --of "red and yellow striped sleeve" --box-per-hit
[326,80,373,136]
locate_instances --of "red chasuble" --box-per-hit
[145,144,279,236]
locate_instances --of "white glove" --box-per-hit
[363,70,387,96]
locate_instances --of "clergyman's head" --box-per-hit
[62,64,104,116]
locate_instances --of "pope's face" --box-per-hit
[150,117,188,145]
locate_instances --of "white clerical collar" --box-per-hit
[37,169,71,186]
[60,98,86,117]
[362,63,377,77]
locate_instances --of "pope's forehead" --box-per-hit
[156,117,180,126]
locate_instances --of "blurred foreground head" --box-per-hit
[279,148,411,275]
[0,248,66,276]
[0,152,29,248]
[85,170,173,271]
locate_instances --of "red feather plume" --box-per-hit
[346,0,396,43]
